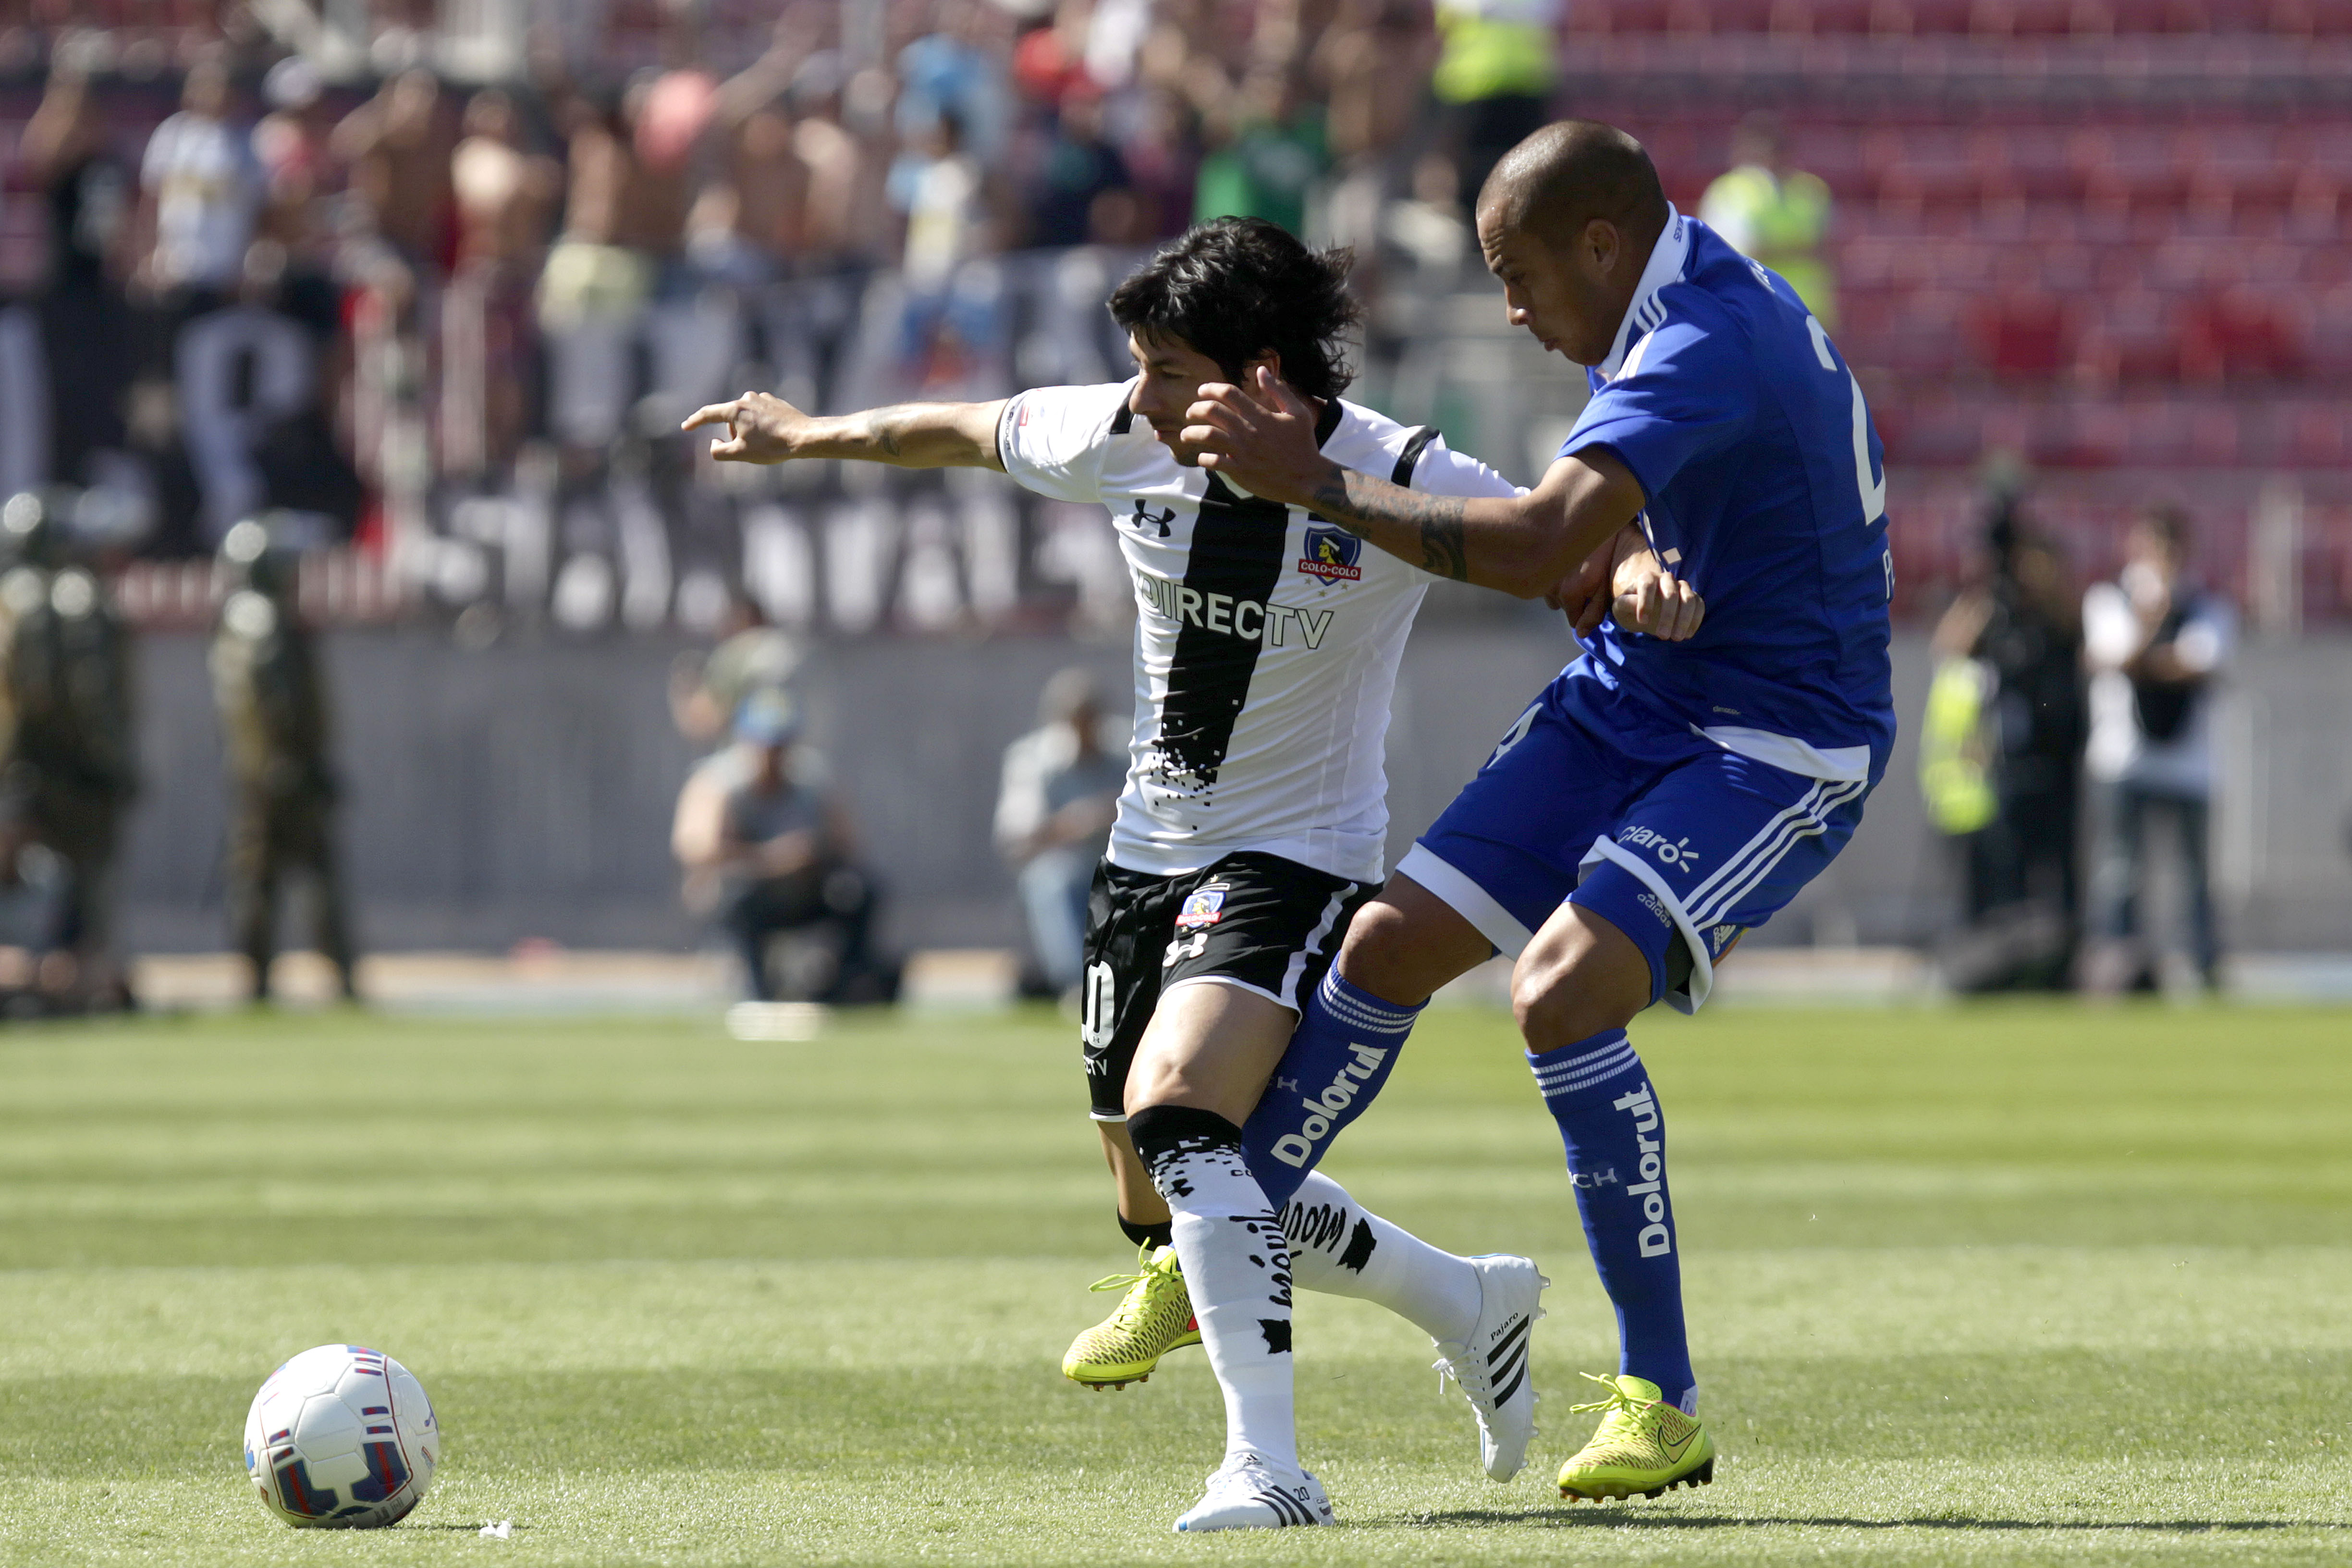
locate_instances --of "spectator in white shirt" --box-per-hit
[2081,505,2235,992]
[994,668,1126,999]
[137,59,262,303]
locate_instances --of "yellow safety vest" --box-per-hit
[1701,164,1837,327]
[1433,6,1557,104]
[1919,658,1998,836]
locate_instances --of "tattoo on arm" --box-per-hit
[1307,476,1361,532]
[859,408,909,460]
[1309,472,1473,581]
[1418,518,1469,581]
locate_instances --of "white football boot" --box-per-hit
[1171,1453,1335,1531]
[1431,1253,1548,1481]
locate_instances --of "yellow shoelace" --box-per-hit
[1566,1370,1656,1419]
[1085,1252,1180,1328]
[1086,1268,1152,1295]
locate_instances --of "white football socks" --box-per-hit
[1280,1171,1482,1345]
[1148,1138,1299,1471]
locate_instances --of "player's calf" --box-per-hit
[1239,969,1420,1209]
[1235,878,1488,1208]
[1128,1104,1304,1488]
[1525,1020,1696,1412]
[1280,1171,1542,1481]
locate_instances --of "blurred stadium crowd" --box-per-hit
[0,0,2344,1006]
[0,0,1579,640]
[0,0,2335,630]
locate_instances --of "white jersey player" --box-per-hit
[687,217,1690,1532]
[1001,378,1481,888]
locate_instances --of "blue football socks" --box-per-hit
[1529,1028,1697,1412]
[1241,968,1423,1210]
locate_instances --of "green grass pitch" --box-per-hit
[1,999,2347,1566]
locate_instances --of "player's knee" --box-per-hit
[1335,898,1434,1004]
[1510,947,1644,1050]
[1510,964,1591,1046]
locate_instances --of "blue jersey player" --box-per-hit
[1182,121,1895,1504]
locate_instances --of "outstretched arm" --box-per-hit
[1183,368,1644,598]
[684,392,1008,470]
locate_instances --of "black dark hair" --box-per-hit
[1106,218,1362,401]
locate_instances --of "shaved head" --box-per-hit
[1471,120,1674,366]
[1477,121,1668,255]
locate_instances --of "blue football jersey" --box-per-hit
[1560,209,1895,783]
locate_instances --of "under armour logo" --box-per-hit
[1128,498,1176,537]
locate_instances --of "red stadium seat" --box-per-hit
[1787,128,1872,198]
[2180,287,2309,383]
[1585,0,1668,32]
[2183,126,2297,220]
[2268,0,2352,35]
[2076,288,2184,384]
[2306,285,2352,379]
[2288,162,2344,239]
[2072,127,2190,217]
[2121,397,2196,464]
[1872,128,1985,212]
[2063,402,2133,466]
[1999,131,2083,202]
[2038,242,2097,293]
[1888,0,1977,29]
[1666,0,1733,33]
[2285,404,2347,465]
[1924,237,1995,289]
[1867,289,1969,375]
[1969,287,2076,379]
[2201,0,2274,24]
[1881,388,1984,464]
[1969,0,2077,34]
[1785,0,1886,29]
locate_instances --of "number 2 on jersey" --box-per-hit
[1807,316,1886,527]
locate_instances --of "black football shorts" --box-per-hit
[1078,851,1374,1122]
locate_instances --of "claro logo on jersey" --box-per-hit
[1297,526,1362,582]
[1134,569,1336,649]
[1618,824,1703,870]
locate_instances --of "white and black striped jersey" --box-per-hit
[998,381,1520,885]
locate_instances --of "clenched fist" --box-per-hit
[1544,527,1705,642]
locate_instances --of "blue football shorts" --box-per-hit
[1398,667,1875,1013]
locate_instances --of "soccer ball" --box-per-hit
[242,1345,440,1528]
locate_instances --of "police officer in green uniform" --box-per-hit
[209,515,358,1002]
[0,489,138,1008]
[1700,113,1838,329]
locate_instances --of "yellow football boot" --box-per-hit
[1060,1243,1200,1390]
[1556,1373,1716,1501]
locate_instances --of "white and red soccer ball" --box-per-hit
[243,1345,439,1528]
